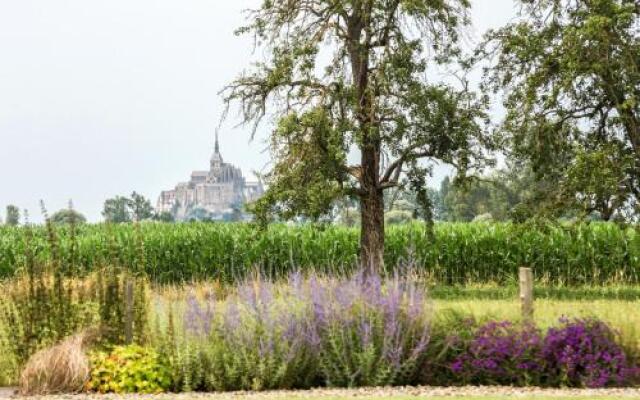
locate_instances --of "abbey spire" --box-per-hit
[211,129,223,166]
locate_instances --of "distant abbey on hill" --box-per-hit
[156,133,263,221]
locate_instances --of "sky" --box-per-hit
[0,0,518,223]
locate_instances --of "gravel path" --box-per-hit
[0,389,14,400]
[7,386,640,399]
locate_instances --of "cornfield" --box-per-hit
[0,222,639,285]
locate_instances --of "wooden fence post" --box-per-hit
[519,267,534,323]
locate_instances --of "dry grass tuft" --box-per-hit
[18,329,98,396]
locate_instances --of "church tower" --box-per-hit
[211,130,223,168]
[208,130,224,184]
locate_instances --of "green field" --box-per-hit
[1,221,640,285]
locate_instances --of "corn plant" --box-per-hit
[1,221,639,285]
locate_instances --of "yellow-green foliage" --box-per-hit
[87,345,172,394]
[1,221,640,285]
[0,274,99,370]
[0,322,18,386]
[0,269,149,386]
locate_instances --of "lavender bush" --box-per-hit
[309,271,431,387]
[156,270,432,391]
[159,278,317,391]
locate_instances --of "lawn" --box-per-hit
[434,298,640,328]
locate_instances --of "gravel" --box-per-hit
[7,386,640,399]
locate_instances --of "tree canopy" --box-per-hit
[50,208,87,225]
[482,0,640,220]
[102,192,155,223]
[224,0,493,271]
[129,192,155,222]
[5,205,20,226]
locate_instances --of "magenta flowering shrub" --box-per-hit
[450,321,544,386]
[542,318,640,388]
[448,318,640,388]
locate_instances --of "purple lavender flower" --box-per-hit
[223,299,241,333]
[183,293,214,336]
[359,318,372,347]
[309,276,328,327]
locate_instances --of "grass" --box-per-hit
[430,285,640,301]
[434,298,640,328]
[18,331,94,395]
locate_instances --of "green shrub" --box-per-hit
[87,345,172,393]
[0,214,150,386]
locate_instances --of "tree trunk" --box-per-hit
[346,5,385,274]
[360,146,385,274]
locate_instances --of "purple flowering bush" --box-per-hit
[308,271,431,387]
[449,321,544,386]
[420,311,480,386]
[447,318,640,388]
[153,272,640,391]
[159,277,318,391]
[156,271,432,391]
[542,318,640,388]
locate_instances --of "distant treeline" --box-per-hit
[0,222,638,285]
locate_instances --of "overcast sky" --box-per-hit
[0,0,518,222]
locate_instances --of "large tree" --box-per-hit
[102,192,155,223]
[482,0,640,219]
[102,196,131,223]
[224,0,491,271]
[50,208,87,225]
[562,144,634,220]
[129,191,155,222]
[5,205,20,226]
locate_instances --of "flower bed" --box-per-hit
[143,272,640,392]
[9,271,640,393]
